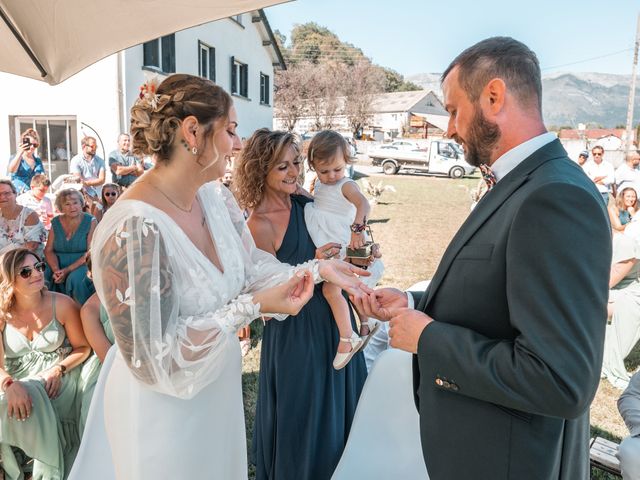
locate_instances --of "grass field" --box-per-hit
[241,169,639,479]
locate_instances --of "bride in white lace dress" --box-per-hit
[70,74,370,480]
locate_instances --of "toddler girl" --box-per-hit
[304,130,383,369]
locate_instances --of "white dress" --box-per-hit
[70,182,321,479]
[305,177,356,254]
[304,178,384,288]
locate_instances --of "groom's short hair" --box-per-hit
[441,36,542,111]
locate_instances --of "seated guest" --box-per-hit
[78,290,113,434]
[7,128,45,194]
[618,371,640,480]
[108,133,143,189]
[44,189,96,305]
[602,226,640,389]
[0,248,90,480]
[17,174,54,231]
[0,179,46,256]
[609,186,638,233]
[90,183,120,223]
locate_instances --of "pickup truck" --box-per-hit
[368,140,476,178]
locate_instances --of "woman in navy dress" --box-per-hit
[235,129,367,480]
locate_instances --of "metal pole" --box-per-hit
[625,13,640,154]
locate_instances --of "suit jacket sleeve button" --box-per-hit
[451,383,459,391]
[443,381,451,388]
[435,378,443,386]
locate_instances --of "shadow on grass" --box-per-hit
[242,370,259,480]
[352,171,370,180]
[625,342,640,372]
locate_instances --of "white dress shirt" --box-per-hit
[584,159,615,194]
[490,132,556,182]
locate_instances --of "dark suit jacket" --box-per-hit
[412,139,611,480]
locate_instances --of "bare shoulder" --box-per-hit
[50,292,80,320]
[341,179,361,194]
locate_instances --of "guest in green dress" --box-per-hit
[78,292,113,434]
[44,189,96,305]
[0,247,90,480]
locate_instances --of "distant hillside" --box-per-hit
[406,72,640,128]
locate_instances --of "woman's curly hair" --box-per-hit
[130,74,232,164]
[234,129,300,209]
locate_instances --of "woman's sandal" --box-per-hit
[359,319,381,350]
[333,332,364,370]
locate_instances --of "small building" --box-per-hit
[0,10,285,180]
[273,90,449,140]
[367,91,448,140]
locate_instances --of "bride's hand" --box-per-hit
[254,270,315,316]
[319,259,372,299]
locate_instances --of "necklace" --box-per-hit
[142,180,206,226]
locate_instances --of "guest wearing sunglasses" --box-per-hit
[45,189,96,305]
[90,183,120,223]
[8,128,46,195]
[584,145,615,206]
[0,248,90,480]
[0,179,46,257]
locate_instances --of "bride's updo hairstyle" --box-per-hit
[130,74,232,164]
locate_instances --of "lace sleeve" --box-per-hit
[92,212,261,399]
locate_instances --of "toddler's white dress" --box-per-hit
[304,178,383,287]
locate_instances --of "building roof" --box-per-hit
[255,10,287,70]
[369,90,444,114]
[558,128,627,140]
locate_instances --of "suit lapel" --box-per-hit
[421,139,568,311]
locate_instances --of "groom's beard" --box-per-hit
[455,106,501,168]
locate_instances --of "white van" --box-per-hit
[368,140,475,178]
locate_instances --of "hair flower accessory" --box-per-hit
[138,76,161,110]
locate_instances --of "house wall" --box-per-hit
[123,14,277,141]
[0,13,279,181]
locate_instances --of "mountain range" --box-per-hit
[406,72,640,128]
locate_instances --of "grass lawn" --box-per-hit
[241,169,639,480]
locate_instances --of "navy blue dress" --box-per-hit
[253,195,367,480]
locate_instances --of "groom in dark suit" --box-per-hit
[353,37,611,479]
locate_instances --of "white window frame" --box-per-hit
[198,41,215,81]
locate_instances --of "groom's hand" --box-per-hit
[388,307,433,354]
[350,288,407,321]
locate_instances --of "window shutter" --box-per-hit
[162,34,175,73]
[265,75,270,104]
[230,56,236,94]
[241,64,248,97]
[209,48,216,82]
